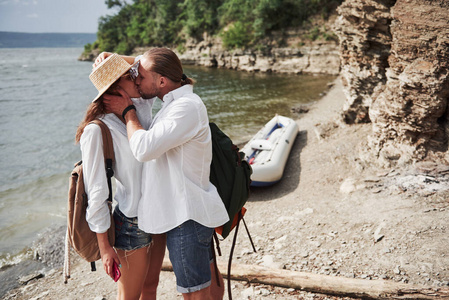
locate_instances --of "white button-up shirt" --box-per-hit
[81,98,154,233]
[130,85,229,234]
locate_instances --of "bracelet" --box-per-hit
[122,105,136,120]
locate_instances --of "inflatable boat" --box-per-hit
[241,115,299,187]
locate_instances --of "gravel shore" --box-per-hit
[4,77,449,300]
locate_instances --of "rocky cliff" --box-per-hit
[171,34,340,75]
[335,0,449,167]
[334,0,395,124]
[84,24,341,76]
[82,25,339,76]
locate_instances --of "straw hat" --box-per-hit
[89,53,136,103]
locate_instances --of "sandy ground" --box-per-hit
[3,78,449,300]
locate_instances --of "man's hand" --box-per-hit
[104,86,144,140]
[103,87,133,117]
[93,52,112,69]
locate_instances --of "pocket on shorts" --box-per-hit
[194,222,214,246]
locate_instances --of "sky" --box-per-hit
[0,0,120,33]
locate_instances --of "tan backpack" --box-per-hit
[63,119,115,283]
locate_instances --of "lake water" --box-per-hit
[0,48,335,270]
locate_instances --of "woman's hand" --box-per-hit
[93,53,136,69]
[93,52,112,69]
[100,245,121,280]
[97,232,121,280]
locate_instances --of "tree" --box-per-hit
[92,0,343,52]
[182,0,224,39]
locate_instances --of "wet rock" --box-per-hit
[19,272,44,285]
[33,225,66,268]
[291,106,310,114]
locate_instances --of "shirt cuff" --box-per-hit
[129,129,150,162]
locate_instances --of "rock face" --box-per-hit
[367,0,449,167]
[336,0,449,167]
[135,35,341,75]
[334,0,396,124]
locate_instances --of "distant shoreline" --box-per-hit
[0,31,97,48]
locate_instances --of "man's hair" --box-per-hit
[143,48,195,85]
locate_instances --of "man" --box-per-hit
[100,48,229,300]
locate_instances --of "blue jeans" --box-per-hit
[166,220,214,293]
[113,207,152,251]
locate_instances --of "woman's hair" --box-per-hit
[74,76,126,143]
[143,48,195,86]
[75,101,106,143]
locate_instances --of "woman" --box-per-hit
[75,54,166,300]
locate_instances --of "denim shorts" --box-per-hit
[166,220,214,293]
[113,207,152,251]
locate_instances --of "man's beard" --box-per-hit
[138,86,157,99]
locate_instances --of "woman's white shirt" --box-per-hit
[80,98,154,233]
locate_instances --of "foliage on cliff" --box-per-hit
[84,0,342,55]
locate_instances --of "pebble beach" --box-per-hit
[4,77,449,300]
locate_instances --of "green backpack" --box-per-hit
[209,122,252,238]
[209,122,255,300]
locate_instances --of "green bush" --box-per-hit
[182,0,222,38]
[221,21,252,49]
[176,43,187,54]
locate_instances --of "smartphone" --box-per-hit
[112,261,121,282]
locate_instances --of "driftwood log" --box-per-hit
[161,259,449,299]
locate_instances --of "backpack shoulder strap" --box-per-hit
[90,119,115,163]
[90,119,115,203]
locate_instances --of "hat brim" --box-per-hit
[92,60,140,103]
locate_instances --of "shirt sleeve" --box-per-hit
[80,124,111,233]
[129,98,200,162]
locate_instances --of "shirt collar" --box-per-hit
[162,84,193,105]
